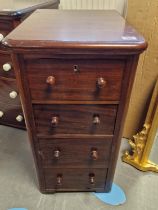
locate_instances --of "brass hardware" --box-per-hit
[51,116,59,127]
[122,79,158,173]
[54,149,60,159]
[93,115,100,124]
[97,77,106,88]
[89,173,95,184]
[57,175,62,185]
[91,149,98,160]
[46,76,55,85]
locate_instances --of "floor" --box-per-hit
[0,125,158,210]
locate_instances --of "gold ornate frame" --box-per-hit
[122,79,158,172]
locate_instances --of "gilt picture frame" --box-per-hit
[122,78,158,172]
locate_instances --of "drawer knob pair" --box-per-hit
[53,148,98,160]
[0,33,4,42]
[46,75,106,89]
[0,112,23,122]
[51,116,100,127]
[3,63,12,72]
[56,174,95,185]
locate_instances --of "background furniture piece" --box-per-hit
[4,10,146,193]
[0,0,60,129]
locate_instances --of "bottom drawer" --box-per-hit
[0,104,25,128]
[44,168,107,192]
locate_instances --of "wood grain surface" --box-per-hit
[6,10,146,193]
[33,104,117,135]
[26,58,124,101]
[39,137,112,168]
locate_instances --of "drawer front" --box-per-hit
[0,53,15,78]
[0,77,20,106]
[39,137,112,168]
[34,104,117,135]
[0,104,25,128]
[26,58,124,101]
[44,168,107,191]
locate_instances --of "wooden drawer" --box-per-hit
[0,77,20,106]
[34,104,117,135]
[44,168,107,192]
[26,58,124,101]
[39,137,112,168]
[0,53,15,78]
[0,103,25,128]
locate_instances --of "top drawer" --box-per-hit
[26,58,124,102]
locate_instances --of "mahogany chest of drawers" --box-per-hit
[0,0,60,129]
[3,10,147,193]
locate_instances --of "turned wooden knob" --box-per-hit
[51,116,59,127]
[54,149,60,159]
[93,116,100,124]
[57,175,62,185]
[46,76,55,85]
[89,173,95,184]
[91,149,98,160]
[97,77,106,88]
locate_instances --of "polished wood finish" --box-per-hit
[26,58,124,101]
[0,1,60,129]
[33,104,117,135]
[4,10,147,193]
[44,168,107,192]
[4,10,147,52]
[38,137,112,168]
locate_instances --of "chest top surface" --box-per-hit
[3,9,147,52]
[0,0,58,16]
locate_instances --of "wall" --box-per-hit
[123,0,158,138]
[59,0,126,16]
